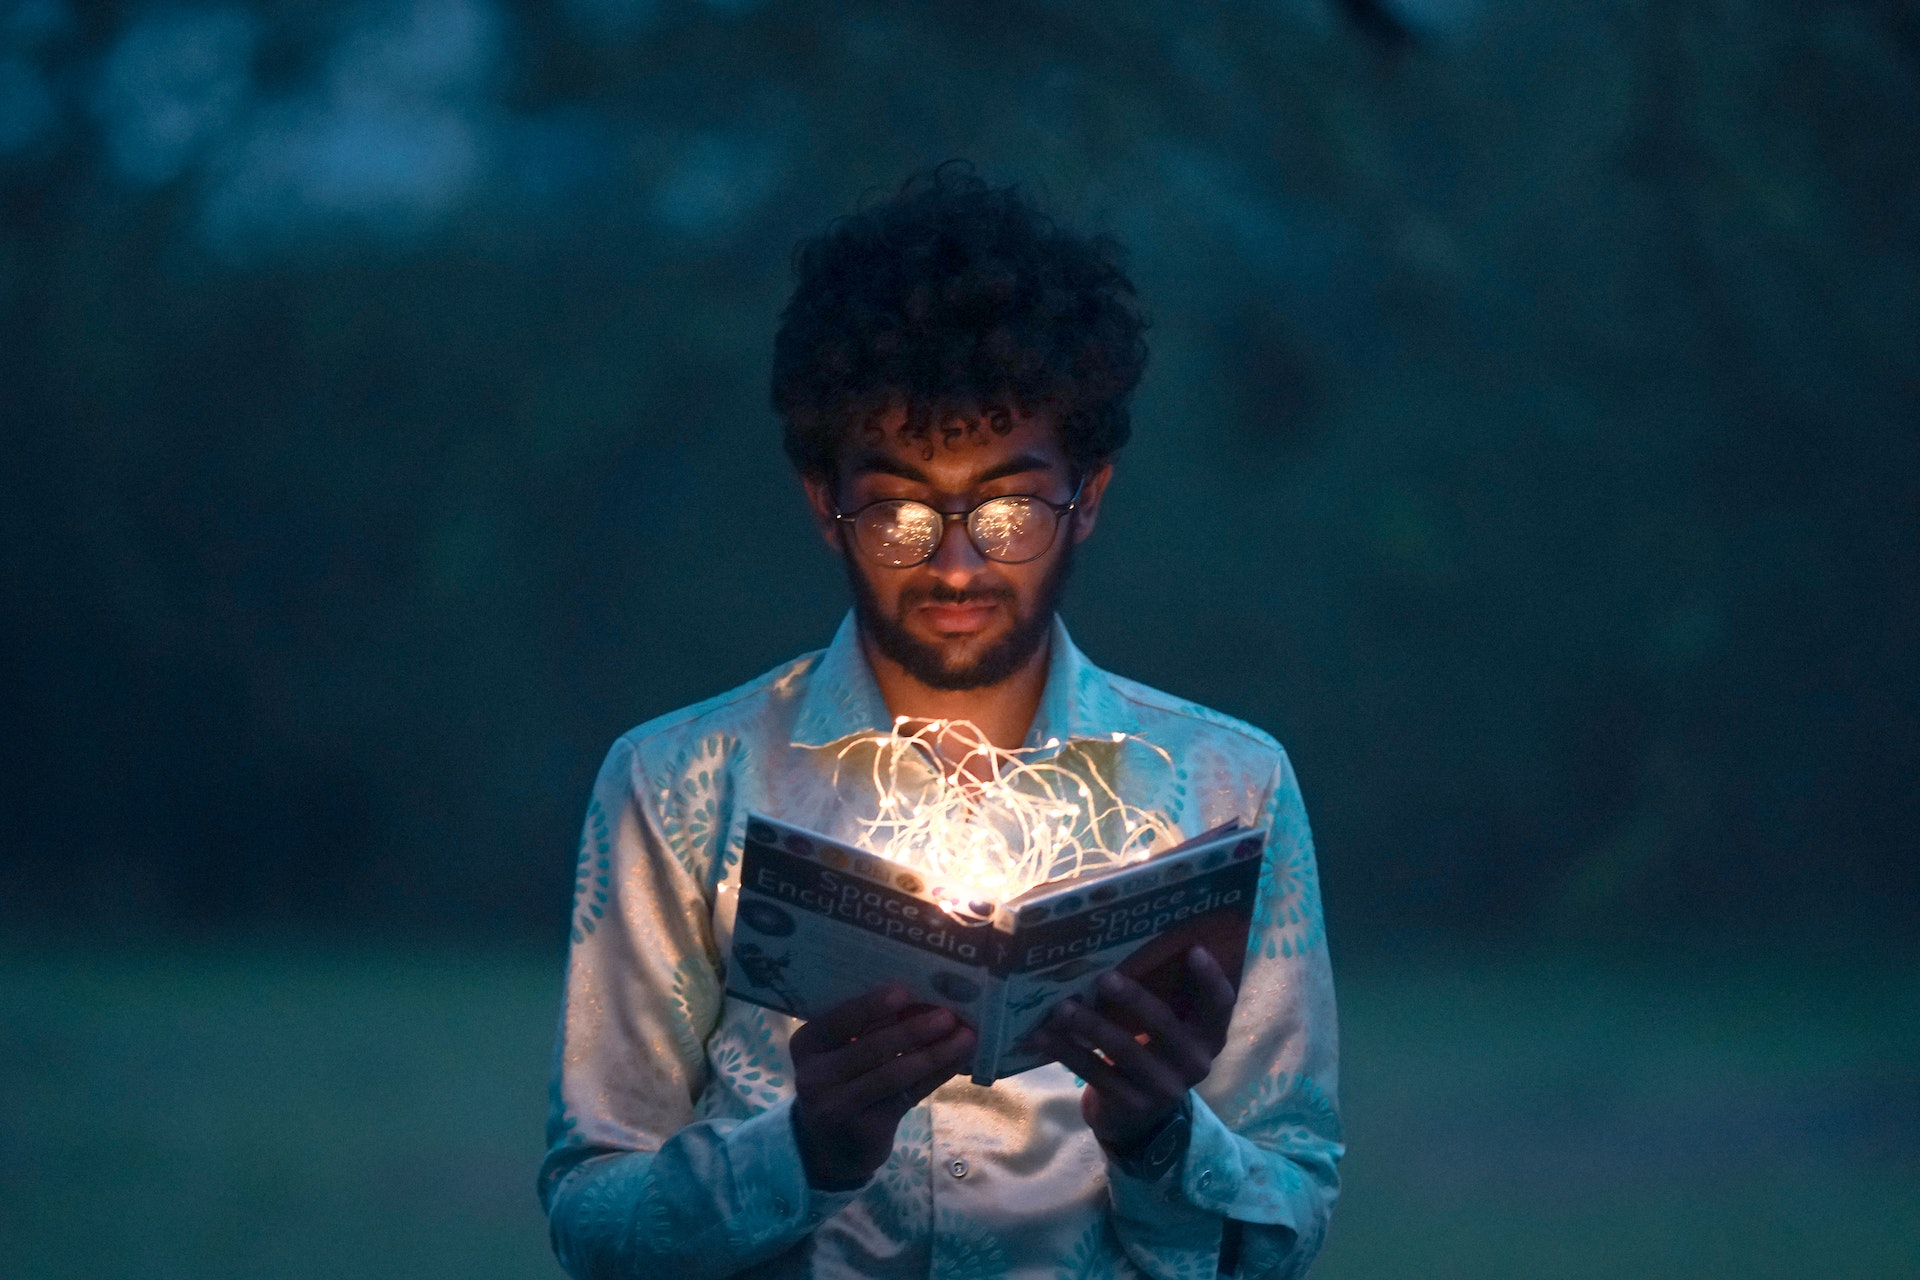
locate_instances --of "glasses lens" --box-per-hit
[968,496,1057,563]
[855,501,943,566]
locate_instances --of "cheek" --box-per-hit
[1000,553,1062,602]
[853,561,909,607]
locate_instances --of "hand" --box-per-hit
[789,982,976,1190]
[1029,946,1238,1155]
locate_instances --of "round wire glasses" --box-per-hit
[833,477,1085,568]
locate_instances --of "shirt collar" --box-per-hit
[790,612,895,748]
[789,611,1139,750]
[1021,616,1139,749]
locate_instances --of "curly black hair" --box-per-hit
[772,165,1149,479]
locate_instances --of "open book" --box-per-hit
[725,813,1266,1084]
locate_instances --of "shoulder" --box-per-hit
[605,648,823,782]
[1103,670,1286,769]
[1083,666,1297,827]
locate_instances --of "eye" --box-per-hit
[872,502,940,547]
[852,500,944,567]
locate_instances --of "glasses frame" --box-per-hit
[832,475,1086,568]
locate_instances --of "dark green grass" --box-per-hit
[1314,950,1920,1279]
[2,944,1913,1278]
[0,945,566,1280]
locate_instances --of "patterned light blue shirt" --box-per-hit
[541,613,1341,1280]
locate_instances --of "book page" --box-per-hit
[982,826,1265,1080]
[726,816,996,1026]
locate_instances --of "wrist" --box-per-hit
[791,1102,874,1191]
[1104,1096,1192,1181]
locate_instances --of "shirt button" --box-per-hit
[773,1196,791,1216]
[948,1158,969,1179]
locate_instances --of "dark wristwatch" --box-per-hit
[1110,1098,1192,1182]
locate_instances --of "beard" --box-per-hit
[845,540,1075,692]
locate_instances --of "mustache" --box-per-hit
[900,582,1016,608]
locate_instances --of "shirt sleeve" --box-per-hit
[537,737,861,1279]
[1105,751,1344,1280]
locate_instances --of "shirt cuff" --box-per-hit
[1105,1093,1226,1276]
[724,1099,864,1240]
[1177,1090,1250,1214]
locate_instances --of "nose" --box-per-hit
[927,510,987,584]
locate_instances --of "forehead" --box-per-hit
[839,407,1070,487]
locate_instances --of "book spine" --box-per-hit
[968,973,1004,1086]
[968,926,1018,1084]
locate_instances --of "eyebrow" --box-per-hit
[972,454,1057,485]
[847,452,1057,487]
[847,454,929,483]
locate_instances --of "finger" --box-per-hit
[1028,1024,1129,1096]
[808,1023,969,1124]
[1018,1024,1064,1066]
[1096,971,1212,1083]
[882,1045,973,1115]
[796,1005,957,1088]
[840,1024,975,1111]
[857,1024,974,1108]
[1098,971,1198,1082]
[1188,946,1240,1047]
[1050,998,1188,1101]
[1046,1033,1151,1110]
[790,982,911,1058]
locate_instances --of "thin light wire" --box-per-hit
[832,718,1178,913]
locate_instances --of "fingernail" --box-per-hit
[1099,972,1125,995]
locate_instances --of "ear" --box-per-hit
[801,472,844,551]
[1067,462,1115,544]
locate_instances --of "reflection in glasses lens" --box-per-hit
[846,493,1071,567]
[865,502,944,566]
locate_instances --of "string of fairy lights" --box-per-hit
[833,717,1179,913]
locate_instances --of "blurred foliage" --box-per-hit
[1,0,1916,943]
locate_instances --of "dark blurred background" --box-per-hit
[2,1,1916,1277]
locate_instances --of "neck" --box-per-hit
[860,629,1053,755]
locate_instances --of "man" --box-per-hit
[539,169,1341,1280]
